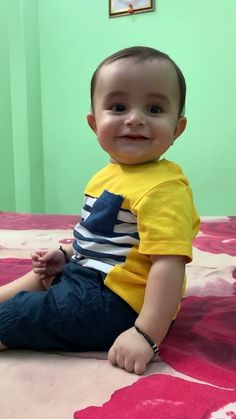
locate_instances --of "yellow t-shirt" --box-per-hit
[72,159,200,313]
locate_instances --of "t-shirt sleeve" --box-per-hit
[135,180,197,261]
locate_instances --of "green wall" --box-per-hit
[0,0,15,210]
[1,0,236,215]
[0,0,44,213]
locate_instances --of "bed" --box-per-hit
[0,211,235,418]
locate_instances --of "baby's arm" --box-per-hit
[136,255,186,348]
[108,255,186,374]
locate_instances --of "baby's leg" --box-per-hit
[0,271,55,351]
[0,270,54,304]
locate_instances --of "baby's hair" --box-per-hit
[90,46,186,117]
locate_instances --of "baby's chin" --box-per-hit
[109,155,160,165]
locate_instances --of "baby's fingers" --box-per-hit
[108,346,117,366]
[124,358,135,373]
[134,359,147,375]
[32,259,47,269]
[33,260,49,273]
[31,250,47,259]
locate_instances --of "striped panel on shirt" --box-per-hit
[72,190,139,273]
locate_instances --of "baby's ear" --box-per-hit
[173,116,187,140]
[87,113,97,133]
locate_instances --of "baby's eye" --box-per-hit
[146,105,163,114]
[111,104,127,112]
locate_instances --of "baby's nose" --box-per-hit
[125,109,145,126]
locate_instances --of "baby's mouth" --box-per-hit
[118,134,149,141]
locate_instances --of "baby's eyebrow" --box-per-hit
[104,91,127,101]
[104,91,170,103]
[145,93,170,104]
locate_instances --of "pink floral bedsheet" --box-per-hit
[0,212,235,419]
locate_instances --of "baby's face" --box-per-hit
[87,58,186,165]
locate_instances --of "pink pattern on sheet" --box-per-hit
[194,216,236,256]
[160,296,236,388]
[0,258,32,286]
[0,211,79,230]
[74,374,236,419]
[159,217,236,389]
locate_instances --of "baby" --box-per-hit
[0,46,200,374]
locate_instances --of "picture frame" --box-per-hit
[109,0,155,18]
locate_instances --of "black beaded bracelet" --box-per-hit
[134,325,160,355]
[59,245,70,263]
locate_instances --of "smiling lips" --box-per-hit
[118,134,150,141]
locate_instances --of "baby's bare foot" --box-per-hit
[0,341,8,351]
[41,275,55,290]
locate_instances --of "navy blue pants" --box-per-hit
[0,263,137,351]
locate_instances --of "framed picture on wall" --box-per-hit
[109,0,155,18]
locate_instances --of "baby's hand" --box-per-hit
[108,327,154,374]
[31,249,66,277]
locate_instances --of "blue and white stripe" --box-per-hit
[72,191,139,273]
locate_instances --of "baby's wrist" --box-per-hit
[134,325,160,355]
[58,246,70,263]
